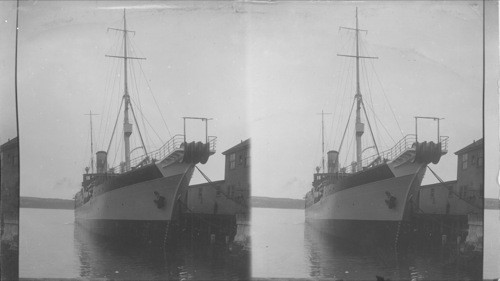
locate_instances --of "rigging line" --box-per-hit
[364,102,396,144]
[361,100,380,157]
[427,166,482,210]
[337,97,356,155]
[100,51,122,149]
[333,44,352,141]
[334,56,354,150]
[106,96,124,155]
[360,55,385,149]
[358,36,382,147]
[128,39,152,149]
[111,128,124,169]
[369,57,404,139]
[343,128,355,167]
[129,98,164,145]
[330,48,351,149]
[82,127,90,171]
[99,43,121,149]
[128,35,171,139]
[194,166,247,207]
[129,58,151,149]
[128,98,148,156]
[102,74,119,150]
[99,33,118,141]
[136,57,172,139]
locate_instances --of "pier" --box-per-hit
[410,138,483,276]
[180,139,250,248]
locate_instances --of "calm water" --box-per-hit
[19,207,500,280]
[252,207,496,280]
[20,208,249,280]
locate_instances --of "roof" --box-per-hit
[0,137,19,152]
[454,138,483,155]
[189,180,225,188]
[420,180,457,189]
[222,138,250,155]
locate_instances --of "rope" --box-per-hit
[194,165,247,208]
[337,98,356,154]
[106,97,124,155]
[427,166,482,210]
[129,98,164,146]
[368,56,404,139]
[361,99,380,157]
[135,47,172,139]
[128,100,148,156]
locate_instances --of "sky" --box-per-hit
[0,1,497,200]
[247,1,497,199]
[6,1,249,199]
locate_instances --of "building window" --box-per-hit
[229,153,236,169]
[462,153,468,170]
[239,154,243,165]
[478,151,484,167]
[245,152,250,167]
[471,155,476,166]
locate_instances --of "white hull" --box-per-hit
[76,163,193,222]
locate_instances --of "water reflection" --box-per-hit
[74,224,249,280]
[304,225,480,280]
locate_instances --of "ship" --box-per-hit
[304,8,448,251]
[74,10,216,246]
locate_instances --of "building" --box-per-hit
[419,138,483,215]
[186,139,250,215]
[416,138,483,252]
[182,139,250,244]
[454,138,484,211]
[0,137,19,280]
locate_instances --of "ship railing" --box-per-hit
[208,136,217,153]
[110,134,218,174]
[110,134,185,174]
[339,134,449,174]
[440,136,449,154]
[341,134,417,174]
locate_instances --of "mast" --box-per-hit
[122,10,132,172]
[85,110,99,173]
[338,7,378,172]
[317,110,332,173]
[105,9,146,172]
[354,8,363,172]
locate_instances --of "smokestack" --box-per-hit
[96,151,108,173]
[327,150,339,173]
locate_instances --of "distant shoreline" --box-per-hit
[20,196,498,211]
[20,197,74,210]
[20,196,305,210]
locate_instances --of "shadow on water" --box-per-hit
[74,224,249,280]
[304,226,481,281]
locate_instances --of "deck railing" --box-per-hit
[110,134,217,174]
[340,134,448,174]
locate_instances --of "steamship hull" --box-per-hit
[305,160,427,251]
[75,162,194,244]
